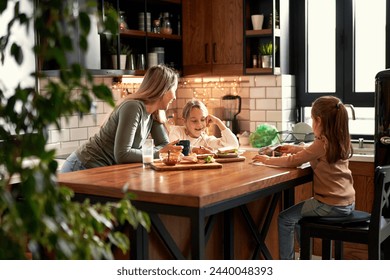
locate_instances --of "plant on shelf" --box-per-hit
[258,41,276,55]
[258,41,276,68]
[110,44,132,55]
[110,44,132,69]
[0,1,149,259]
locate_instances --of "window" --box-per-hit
[293,0,389,139]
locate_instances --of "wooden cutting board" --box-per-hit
[215,155,246,163]
[151,161,222,171]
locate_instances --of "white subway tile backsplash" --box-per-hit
[256,98,277,110]
[250,110,266,122]
[41,74,296,154]
[239,87,250,98]
[88,126,100,138]
[266,87,282,98]
[61,115,79,129]
[277,75,295,87]
[70,127,88,141]
[281,86,295,99]
[254,75,277,87]
[95,101,105,114]
[239,108,250,119]
[277,98,283,110]
[50,129,70,143]
[250,87,266,98]
[267,111,283,122]
[46,142,61,151]
[60,141,80,153]
[79,114,97,127]
[103,102,115,114]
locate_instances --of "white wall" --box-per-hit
[0,0,36,98]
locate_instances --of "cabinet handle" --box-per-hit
[213,43,217,63]
[205,43,209,63]
[380,136,390,145]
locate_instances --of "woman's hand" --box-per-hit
[159,140,183,154]
[252,154,269,163]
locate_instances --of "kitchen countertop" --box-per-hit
[239,145,374,163]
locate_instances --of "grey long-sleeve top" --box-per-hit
[76,100,169,168]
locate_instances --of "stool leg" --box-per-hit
[334,240,343,260]
[322,239,332,259]
[300,227,312,260]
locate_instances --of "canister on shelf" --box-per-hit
[138,12,151,32]
[148,53,158,68]
[252,55,258,68]
[153,47,165,65]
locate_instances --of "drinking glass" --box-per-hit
[142,139,154,168]
[137,54,145,70]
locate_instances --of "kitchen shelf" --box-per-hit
[245,28,280,37]
[245,67,280,75]
[101,0,183,74]
[243,0,289,75]
[120,29,182,41]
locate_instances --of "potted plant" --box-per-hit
[0,1,149,259]
[258,42,276,68]
[110,44,132,69]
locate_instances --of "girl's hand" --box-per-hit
[159,140,183,154]
[252,154,269,163]
[192,146,214,154]
[275,145,294,154]
[276,144,303,154]
[206,114,224,128]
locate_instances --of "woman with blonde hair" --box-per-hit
[61,65,182,172]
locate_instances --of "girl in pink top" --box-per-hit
[253,96,355,260]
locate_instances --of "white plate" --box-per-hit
[292,122,313,141]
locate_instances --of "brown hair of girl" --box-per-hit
[311,96,353,163]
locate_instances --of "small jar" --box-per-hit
[252,55,258,68]
[119,11,128,30]
[161,13,172,35]
[153,19,161,33]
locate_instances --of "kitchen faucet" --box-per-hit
[344,104,356,120]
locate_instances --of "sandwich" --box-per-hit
[216,147,239,158]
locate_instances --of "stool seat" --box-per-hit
[301,210,370,225]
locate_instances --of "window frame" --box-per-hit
[292,0,390,110]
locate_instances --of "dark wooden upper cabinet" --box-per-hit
[182,0,243,76]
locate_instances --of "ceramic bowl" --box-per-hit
[159,151,182,166]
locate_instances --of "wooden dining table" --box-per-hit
[57,151,312,260]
